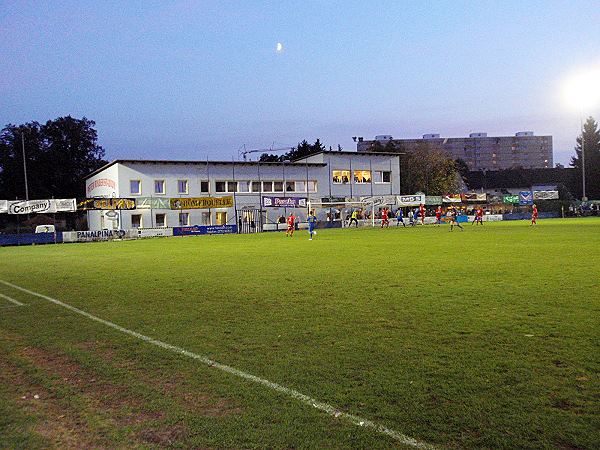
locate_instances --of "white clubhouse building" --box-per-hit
[84,151,401,231]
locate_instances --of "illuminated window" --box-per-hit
[332,170,350,184]
[354,170,371,183]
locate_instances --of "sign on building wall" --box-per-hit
[262,196,307,208]
[0,200,7,213]
[7,199,76,214]
[533,190,559,200]
[361,195,397,206]
[170,196,233,210]
[396,194,425,206]
[86,178,116,196]
[425,196,442,205]
[135,197,171,209]
[78,198,137,210]
[519,191,534,205]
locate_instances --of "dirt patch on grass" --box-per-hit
[138,423,188,446]
[0,352,109,449]
[75,339,243,418]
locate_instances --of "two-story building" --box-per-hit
[84,151,401,231]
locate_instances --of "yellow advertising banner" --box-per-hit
[170,196,234,210]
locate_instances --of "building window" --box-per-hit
[286,181,295,192]
[177,180,188,194]
[238,181,250,192]
[332,170,350,184]
[155,213,166,227]
[201,212,211,225]
[130,180,141,195]
[200,181,209,193]
[251,181,261,192]
[216,211,227,225]
[374,171,391,183]
[131,214,142,228]
[263,181,273,193]
[295,181,306,192]
[353,170,371,183]
[273,181,284,192]
[154,179,165,194]
[307,181,317,192]
[227,181,238,192]
[216,181,226,192]
[179,212,189,226]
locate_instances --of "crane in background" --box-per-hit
[238,143,295,161]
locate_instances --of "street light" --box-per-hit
[563,66,600,201]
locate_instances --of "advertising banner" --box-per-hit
[461,192,487,202]
[173,225,237,236]
[78,198,136,210]
[503,195,519,204]
[425,196,442,205]
[62,229,130,242]
[533,190,559,200]
[262,196,307,208]
[8,199,77,214]
[396,194,425,207]
[519,191,533,205]
[137,228,174,238]
[170,196,233,210]
[0,200,7,213]
[361,195,397,206]
[135,197,171,209]
[442,194,462,203]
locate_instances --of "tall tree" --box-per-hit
[400,142,462,195]
[0,116,107,199]
[570,116,600,199]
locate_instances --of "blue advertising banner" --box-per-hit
[519,191,533,205]
[173,225,237,236]
[262,196,307,208]
[0,232,61,247]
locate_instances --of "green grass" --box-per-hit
[1,218,599,449]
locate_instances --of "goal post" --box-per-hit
[306,200,379,227]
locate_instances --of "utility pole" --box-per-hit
[21,132,29,201]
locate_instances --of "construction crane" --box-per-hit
[238,143,295,161]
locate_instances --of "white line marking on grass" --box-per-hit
[0,279,436,449]
[0,292,25,306]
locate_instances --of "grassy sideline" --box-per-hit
[1,218,599,449]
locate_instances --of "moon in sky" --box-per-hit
[276,42,283,53]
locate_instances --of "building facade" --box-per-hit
[357,132,553,171]
[84,151,400,231]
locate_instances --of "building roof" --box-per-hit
[86,158,328,179]
[291,150,401,161]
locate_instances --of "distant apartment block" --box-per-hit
[357,132,553,171]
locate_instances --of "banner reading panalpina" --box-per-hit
[170,196,233,210]
[7,199,77,214]
[262,196,307,208]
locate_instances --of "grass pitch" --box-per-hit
[1,218,599,449]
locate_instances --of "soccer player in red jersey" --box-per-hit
[286,213,296,236]
[419,203,426,225]
[381,208,389,228]
[435,206,442,226]
[531,204,538,226]
[473,206,484,225]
